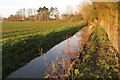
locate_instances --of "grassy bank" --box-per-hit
[73,25,120,78]
[2,21,87,78]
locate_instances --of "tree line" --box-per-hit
[5,2,116,22]
[4,6,59,21]
[3,6,85,22]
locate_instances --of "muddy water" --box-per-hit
[8,30,83,78]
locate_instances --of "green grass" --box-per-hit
[2,21,87,78]
[73,25,120,79]
[2,21,84,39]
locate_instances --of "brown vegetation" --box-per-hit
[94,2,119,52]
[44,25,94,79]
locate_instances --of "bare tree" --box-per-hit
[27,8,32,17]
[78,2,97,22]
[50,7,59,20]
[65,5,73,15]
[16,8,26,21]
[54,7,59,20]
[63,5,74,21]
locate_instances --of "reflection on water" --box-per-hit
[8,31,83,78]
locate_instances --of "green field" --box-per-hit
[2,21,87,78]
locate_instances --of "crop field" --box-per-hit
[2,21,87,78]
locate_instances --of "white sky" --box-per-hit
[0,0,89,18]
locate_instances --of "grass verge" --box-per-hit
[73,25,120,78]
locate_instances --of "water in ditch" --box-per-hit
[8,30,83,78]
